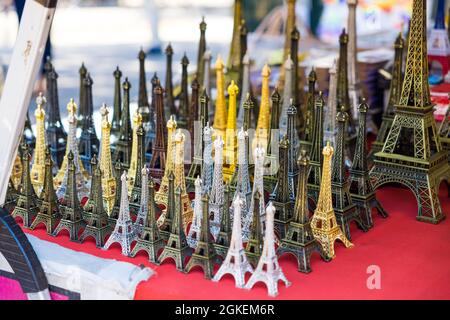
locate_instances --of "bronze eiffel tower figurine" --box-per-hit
[332,107,367,240]
[158,186,192,271]
[185,194,219,279]
[52,151,85,241]
[149,83,167,180]
[80,155,110,247]
[278,149,326,272]
[350,100,388,228]
[165,44,176,117]
[370,0,450,223]
[129,125,145,216]
[113,78,133,169]
[245,191,264,268]
[30,148,61,234]
[158,171,175,241]
[110,66,122,151]
[11,142,39,228]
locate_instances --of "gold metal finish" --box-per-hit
[214,55,227,140]
[128,110,143,192]
[99,105,116,214]
[30,93,47,194]
[223,80,239,182]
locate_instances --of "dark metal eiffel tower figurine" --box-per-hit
[158,186,192,271]
[138,49,151,123]
[30,148,60,234]
[245,191,264,268]
[270,136,295,239]
[80,155,110,247]
[149,83,167,180]
[278,149,326,273]
[214,183,232,258]
[307,92,325,209]
[77,63,87,130]
[332,107,367,240]
[185,194,219,279]
[239,19,248,97]
[370,33,405,159]
[12,142,39,228]
[113,78,133,169]
[301,69,317,150]
[349,100,388,228]
[130,125,145,215]
[130,175,165,263]
[165,43,176,117]
[370,0,450,224]
[23,111,36,150]
[53,151,84,241]
[226,0,243,85]
[145,73,159,161]
[177,54,190,128]
[188,76,199,152]
[196,17,207,87]
[110,66,122,150]
[291,26,301,110]
[108,162,123,224]
[286,101,299,200]
[44,58,67,167]
[78,74,100,173]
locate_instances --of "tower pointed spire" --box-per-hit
[149,82,167,179]
[77,62,87,129]
[99,105,116,214]
[129,125,146,215]
[110,66,122,149]
[255,64,271,150]
[279,56,294,136]
[324,60,338,147]
[164,43,176,116]
[226,0,243,85]
[213,55,227,140]
[178,53,190,127]
[196,17,207,86]
[113,78,133,169]
[137,48,150,123]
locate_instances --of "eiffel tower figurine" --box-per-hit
[277,0,296,90]
[178,54,190,128]
[202,51,213,123]
[77,63,87,130]
[214,183,232,258]
[129,124,146,216]
[213,55,227,141]
[99,105,116,214]
[370,33,405,159]
[130,171,165,263]
[52,151,84,241]
[213,195,253,288]
[254,64,271,151]
[149,83,167,180]
[370,0,450,224]
[103,171,134,256]
[286,100,299,201]
[311,142,353,260]
[187,176,203,248]
[278,149,326,272]
[209,136,225,240]
[196,17,207,87]
[349,100,387,228]
[110,66,122,150]
[30,93,47,195]
[164,43,176,117]
[128,110,143,191]
[157,171,175,241]
[301,69,316,152]
[158,186,192,271]
[133,166,150,237]
[54,99,90,200]
[113,78,133,169]
[109,162,123,224]
[347,0,361,120]
[30,148,61,234]
[12,142,39,228]
[200,124,214,195]
[223,81,239,182]
[80,155,111,247]
[185,193,219,279]
[78,74,100,173]
[247,145,266,236]
[237,54,253,129]
[245,191,264,268]
[308,92,325,208]
[226,0,243,85]
[279,56,294,137]
[324,60,338,148]
[23,111,36,151]
[290,26,302,113]
[245,202,291,297]
[188,76,199,154]
[137,48,151,124]
[147,73,159,162]
[44,58,67,167]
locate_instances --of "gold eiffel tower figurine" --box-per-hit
[99,105,116,214]
[223,80,239,182]
[254,64,271,151]
[311,142,353,260]
[128,110,143,192]
[213,55,227,141]
[30,93,47,195]
[155,115,177,207]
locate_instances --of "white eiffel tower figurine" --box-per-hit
[213,195,253,288]
[103,171,134,256]
[187,176,203,248]
[133,165,150,237]
[245,202,291,297]
[209,135,224,240]
[201,124,214,194]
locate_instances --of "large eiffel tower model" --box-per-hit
[52,151,85,241]
[12,142,39,228]
[110,66,122,150]
[157,171,175,241]
[128,110,143,190]
[99,105,116,214]
[54,99,90,200]
[158,186,192,271]
[223,81,239,182]
[44,58,67,167]
[129,125,146,216]
[80,156,111,247]
[30,149,61,235]
[311,142,353,260]
[187,176,203,248]
[164,44,176,117]
[149,83,167,180]
[209,136,225,240]
[278,149,325,273]
[213,195,253,288]
[30,93,47,195]
[324,60,338,147]
[177,54,190,128]
[214,183,232,258]
[185,193,219,279]
[349,100,388,228]
[113,78,133,169]
[78,74,99,173]
[213,55,227,141]
[270,136,295,239]
[245,191,264,268]
[103,171,135,256]
[370,33,405,159]
[130,171,165,263]
[77,63,87,131]
[225,0,243,85]
[307,92,325,208]
[371,0,450,223]
[245,203,291,297]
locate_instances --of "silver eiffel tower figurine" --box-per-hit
[201,124,214,194]
[209,136,225,240]
[133,165,150,237]
[187,176,203,248]
[103,171,134,256]
[279,55,294,137]
[245,202,291,297]
[213,195,254,288]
